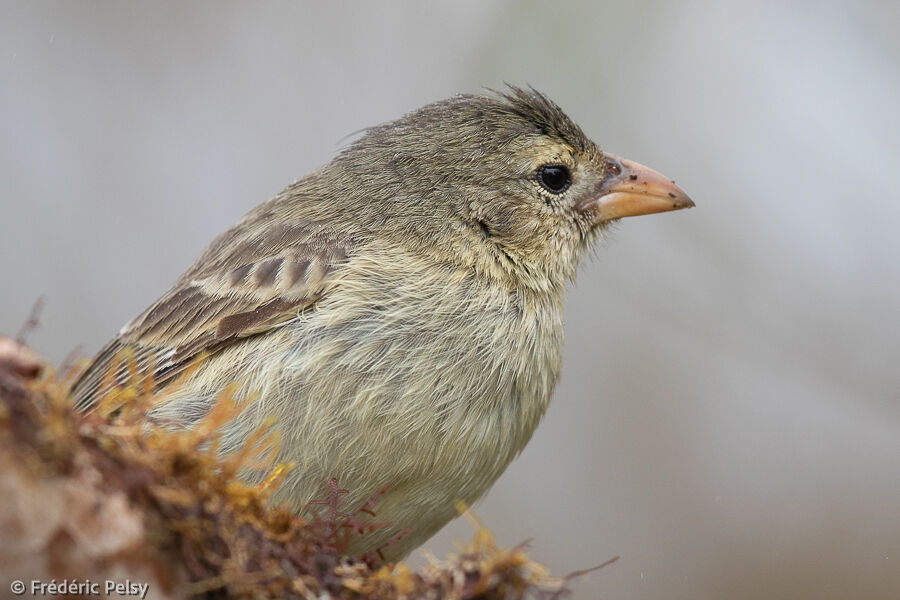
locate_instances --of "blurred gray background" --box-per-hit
[2,2,898,598]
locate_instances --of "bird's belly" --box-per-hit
[273,322,551,557]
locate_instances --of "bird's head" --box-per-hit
[334,86,693,292]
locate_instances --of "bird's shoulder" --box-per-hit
[72,199,353,410]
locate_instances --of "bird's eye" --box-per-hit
[537,164,571,194]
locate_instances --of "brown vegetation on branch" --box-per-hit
[0,335,584,599]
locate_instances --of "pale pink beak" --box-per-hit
[576,154,694,224]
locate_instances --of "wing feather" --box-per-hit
[72,215,350,411]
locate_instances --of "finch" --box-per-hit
[72,86,693,560]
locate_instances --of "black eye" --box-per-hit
[537,164,571,194]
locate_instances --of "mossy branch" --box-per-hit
[0,335,575,599]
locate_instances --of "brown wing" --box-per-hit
[72,216,350,411]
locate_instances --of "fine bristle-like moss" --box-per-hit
[0,343,574,599]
